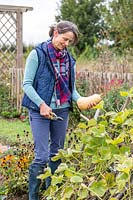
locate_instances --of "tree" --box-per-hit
[55,0,105,54]
[103,0,133,51]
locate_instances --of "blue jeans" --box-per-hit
[29,107,69,165]
[28,108,69,200]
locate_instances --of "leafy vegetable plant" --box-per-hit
[39,88,133,200]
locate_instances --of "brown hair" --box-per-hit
[49,20,80,45]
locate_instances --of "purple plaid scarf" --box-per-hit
[47,39,71,106]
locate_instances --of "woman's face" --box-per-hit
[52,30,75,50]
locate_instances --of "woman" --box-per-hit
[22,20,96,200]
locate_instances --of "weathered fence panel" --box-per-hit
[1,64,133,112]
[77,71,133,95]
[9,68,24,112]
[9,69,133,111]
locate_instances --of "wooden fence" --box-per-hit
[2,69,133,112]
[76,71,133,94]
[9,68,24,112]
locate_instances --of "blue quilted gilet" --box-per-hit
[22,42,75,111]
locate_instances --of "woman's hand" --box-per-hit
[87,101,97,109]
[77,94,102,111]
[39,102,52,119]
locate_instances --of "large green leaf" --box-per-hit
[64,169,74,178]
[78,122,88,129]
[62,186,74,199]
[109,144,120,155]
[99,146,112,160]
[87,118,97,128]
[105,173,115,188]
[90,124,106,137]
[106,137,124,145]
[111,110,130,124]
[37,167,51,180]
[51,175,63,186]
[77,187,88,199]
[116,172,129,191]
[89,180,107,197]
[119,146,130,154]
[70,176,83,183]
[116,157,133,174]
[82,133,92,144]
[55,163,68,173]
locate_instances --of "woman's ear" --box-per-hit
[53,29,59,37]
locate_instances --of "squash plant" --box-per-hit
[39,88,133,200]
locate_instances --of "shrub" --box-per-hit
[0,83,21,118]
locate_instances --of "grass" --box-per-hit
[0,118,31,145]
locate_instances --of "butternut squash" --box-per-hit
[77,94,101,110]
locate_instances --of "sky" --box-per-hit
[0,0,59,45]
